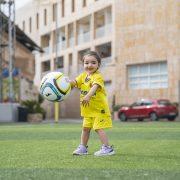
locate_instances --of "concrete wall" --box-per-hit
[115,0,180,105]
[0,103,19,122]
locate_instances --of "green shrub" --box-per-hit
[21,95,46,119]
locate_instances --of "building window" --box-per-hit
[42,60,50,72]
[29,17,32,33]
[83,0,86,7]
[95,42,112,66]
[72,0,75,12]
[105,80,112,88]
[44,9,47,25]
[128,62,168,89]
[69,53,73,66]
[22,21,25,31]
[52,3,57,22]
[68,53,73,74]
[62,0,64,17]
[36,13,39,29]
[55,56,64,70]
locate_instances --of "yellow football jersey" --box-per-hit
[75,71,111,117]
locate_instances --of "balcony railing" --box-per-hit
[101,56,112,67]
[68,37,75,47]
[68,66,73,75]
[77,31,90,45]
[43,46,50,54]
[95,23,112,39]
[55,68,64,73]
[55,41,66,52]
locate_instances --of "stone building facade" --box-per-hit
[114,0,180,105]
[16,0,180,118]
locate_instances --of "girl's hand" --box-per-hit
[81,95,90,107]
[81,84,99,107]
[64,76,71,83]
[65,77,76,88]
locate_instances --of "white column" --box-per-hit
[65,25,68,48]
[73,21,77,46]
[90,13,95,50]
[73,50,78,77]
[50,31,55,71]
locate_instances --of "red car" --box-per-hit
[118,99,179,121]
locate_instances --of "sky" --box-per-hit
[15,0,32,9]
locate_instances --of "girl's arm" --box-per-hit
[82,84,100,107]
[65,78,76,88]
[69,80,76,88]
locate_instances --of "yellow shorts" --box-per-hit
[83,116,112,130]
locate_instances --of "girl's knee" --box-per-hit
[95,129,103,133]
[83,127,91,132]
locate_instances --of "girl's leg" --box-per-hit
[94,129,115,156]
[95,129,109,146]
[73,127,91,155]
[81,127,91,146]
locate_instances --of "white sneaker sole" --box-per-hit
[94,151,115,156]
[73,152,88,155]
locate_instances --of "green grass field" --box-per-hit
[0,121,180,180]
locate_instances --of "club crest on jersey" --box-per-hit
[85,77,90,82]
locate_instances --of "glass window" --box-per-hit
[150,63,159,74]
[142,101,153,105]
[129,66,138,77]
[42,61,50,72]
[139,65,148,75]
[72,0,75,12]
[56,57,64,69]
[158,100,171,106]
[29,17,32,33]
[22,21,25,31]
[44,9,47,25]
[83,0,86,7]
[128,62,168,89]
[62,0,64,17]
[36,13,39,29]
[52,3,57,22]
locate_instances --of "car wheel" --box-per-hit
[119,113,127,121]
[138,118,144,121]
[150,112,158,121]
[168,116,176,121]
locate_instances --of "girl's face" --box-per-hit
[83,55,99,75]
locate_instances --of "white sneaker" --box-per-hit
[94,145,115,156]
[73,144,88,155]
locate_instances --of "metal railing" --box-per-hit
[56,41,66,51]
[95,23,112,39]
[77,31,90,44]
[68,37,75,47]
[43,46,50,54]
[101,56,112,67]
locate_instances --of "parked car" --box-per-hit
[118,99,179,121]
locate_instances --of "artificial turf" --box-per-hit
[0,121,180,180]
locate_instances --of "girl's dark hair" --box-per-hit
[82,51,101,65]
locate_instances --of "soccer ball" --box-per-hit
[40,72,71,102]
